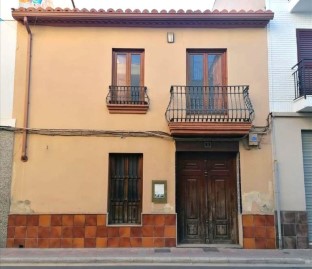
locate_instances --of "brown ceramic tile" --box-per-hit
[130,227,142,237]
[6,238,14,248]
[49,238,61,248]
[266,238,276,249]
[85,215,97,226]
[119,237,131,247]
[266,226,276,239]
[38,227,50,238]
[243,227,254,238]
[50,226,62,238]
[96,238,107,248]
[15,227,26,239]
[72,238,84,248]
[130,237,142,247]
[27,215,39,226]
[7,226,15,238]
[254,227,266,238]
[13,239,25,248]
[26,226,38,238]
[73,227,85,238]
[165,215,176,225]
[243,238,255,249]
[62,215,74,226]
[154,215,165,226]
[255,237,266,249]
[265,215,275,226]
[143,215,154,225]
[142,226,154,237]
[107,237,119,247]
[74,215,85,226]
[164,226,176,238]
[38,238,49,248]
[154,226,165,237]
[97,226,108,237]
[154,238,165,247]
[8,215,15,226]
[119,227,130,237]
[15,215,27,226]
[61,238,73,248]
[142,237,154,247]
[242,215,253,227]
[51,215,62,226]
[254,215,266,227]
[165,238,176,247]
[39,215,51,227]
[62,227,73,238]
[85,226,97,238]
[85,238,96,248]
[107,227,119,237]
[97,215,106,226]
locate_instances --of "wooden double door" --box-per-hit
[177,152,238,244]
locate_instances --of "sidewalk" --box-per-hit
[1,248,312,266]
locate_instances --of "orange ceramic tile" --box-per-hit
[243,238,255,249]
[165,215,176,226]
[38,238,49,248]
[154,238,165,247]
[27,215,39,226]
[25,238,38,248]
[14,226,26,239]
[62,227,73,238]
[130,237,142,247]
[164,226,176,238]
[165,238,176,247]
[243,227,254,238]
[266,238,276,249]
[107,237,119,247]
[97,226,108,237]
[51,215,62,226]
[73,227,85,238]
[49,238,61,248]
[85,238,96,248]
[142,215,154,225]
[154,215,165,226]
[142,237,154,247]
[8,215,15,226]
[97,215,106,226]
[85,215,97,226]
[14,239,25,248]
[61,238,73,248]
[130,227,142,237]
[142,226,154,237]
[266,226,276,239]
[85,226,97,238]
[266,215,275,226]
[38,227,50,238]
[154,226,165,237]
[255,237,266,249]
[15,215,27,226]
[96,238,107,248]
[242,215,253,227]
[254,226,266,238]
[62,215,74,226]
[7,226,14,238]
[39,215,51,227]
[107,227,119,237]
[26,226,38,238]
[119,237,131,247]
[74,215,85,226]
[254,215,266,227]
[50,226,62,238]
[6,238,14,248]
[119,227,130,237]
[72,238,84,248]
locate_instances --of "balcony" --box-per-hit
[292,59,312,112]
[106,86,149,114]
[165,85,254,136]
[289,0,312,13]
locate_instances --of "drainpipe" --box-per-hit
[21,17,32,162]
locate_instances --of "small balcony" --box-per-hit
[106,86,149,114]
[292,59,312,112]
[165,85,254,136]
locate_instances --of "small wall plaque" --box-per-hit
[152,180,167,203]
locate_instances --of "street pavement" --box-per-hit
[0,247,311,267]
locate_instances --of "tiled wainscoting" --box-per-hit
[242,214,276,249]
[277,211,309,249]
[6,214,176,248]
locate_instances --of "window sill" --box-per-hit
[107,104,149,114]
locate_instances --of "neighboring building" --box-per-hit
[7,3,274,248]
[266,0,312,248]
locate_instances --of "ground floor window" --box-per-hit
[108,153,143,224]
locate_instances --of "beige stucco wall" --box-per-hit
[11,23,272,214]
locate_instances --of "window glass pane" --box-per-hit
[189,54,204,86]
[130,54,141,86]
[208,54,222,86]
[116,54,127,86]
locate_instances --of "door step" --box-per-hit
[177,243,242,249]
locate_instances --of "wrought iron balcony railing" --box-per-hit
[165,85,254,123]
[107,86,149,105]
[292,59,312,99]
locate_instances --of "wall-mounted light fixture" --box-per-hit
[167,32,174,43]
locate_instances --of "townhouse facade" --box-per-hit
[6,2,276,249]
[266,0,312,249]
